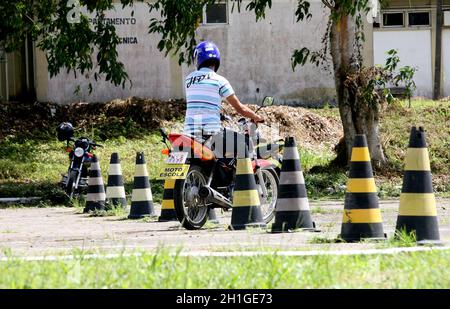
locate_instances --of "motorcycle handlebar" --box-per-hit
[67,137,102,148]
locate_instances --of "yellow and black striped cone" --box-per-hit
[271,137,315,232]
[128,152,156,219]
[158,179,178,222]
[105,153,127,208]
[395,126,440,244]
[340,134,385,242]
[229,147,266,230]
[84,155,106,213]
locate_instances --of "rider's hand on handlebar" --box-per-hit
[252,115,265,124]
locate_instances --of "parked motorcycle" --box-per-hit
[57,122,103,198]
[159,97,284,230]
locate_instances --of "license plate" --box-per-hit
[165,152,188,164]
[158,164,190,180]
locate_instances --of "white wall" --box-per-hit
[373,30,433,97]
[43,4,175,103]
[443,29,450,97]
[38,1,336,105]
[190,0,335,105]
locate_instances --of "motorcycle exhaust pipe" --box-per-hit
[198,186,232,210]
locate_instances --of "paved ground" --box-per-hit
[0,199,449,256]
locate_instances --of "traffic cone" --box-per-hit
[340,134,385,242]
[207,208,219,224]
[395,127,440,244]
[128,152,156,219]
[271,137,315,232]
[105,153,127,209]
[229,146,266,230]
[84,155,106,213]
[158,179,178,222]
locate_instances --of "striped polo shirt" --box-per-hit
[183,68,235,135]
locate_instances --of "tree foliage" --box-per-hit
[0,0,134,92]
[345,49,417,111]
[0,0,393,95]
[2,0,419,166]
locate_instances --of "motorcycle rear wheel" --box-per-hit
[174,165,209,230]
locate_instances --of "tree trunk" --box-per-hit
[329,14,386,168]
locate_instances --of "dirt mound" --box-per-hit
[222,104,343,150]
[60,97,185,132]
[1,98,342,150]
[0,97,186,140]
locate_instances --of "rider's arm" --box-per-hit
[226,94,264,123]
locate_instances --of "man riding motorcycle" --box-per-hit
[160,41,281,230]
[184,41,264,138]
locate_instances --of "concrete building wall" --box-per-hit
[189,0,336,105]
[443,29,450,97]
[374,0,450,98]
[36,4,175,104]
[36,0,337,105]
[374,30,433,97]
[9,0,450,103]
[386,0,450,8]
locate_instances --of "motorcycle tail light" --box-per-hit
[161,148,170,156]
[87,152,94,158]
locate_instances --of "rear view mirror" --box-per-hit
[262,96,274,107]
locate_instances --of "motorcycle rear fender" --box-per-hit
[253,159,278,171]
[168,133,215,161]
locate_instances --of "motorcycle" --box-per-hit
[159,96,284,230]
[57,123,103,198]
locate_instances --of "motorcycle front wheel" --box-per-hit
[65,169,79,199]
[257,167,279,223]
[174,165,209,230]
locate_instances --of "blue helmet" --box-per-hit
[194,41,220,72]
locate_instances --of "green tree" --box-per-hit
[147,0,394,166]
[0,0,133,91]
[2,0,410,166]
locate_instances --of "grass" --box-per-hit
[0,133,167,182]
[0,99,448,204]
[376,229,417,249]
[314,99,450,197]
[298,147,335,171]
[88,205,128,218]
[0,132,167,204]
[310,206,329,214]
[308,236,338,244]
[314,99,449,173]
[380,100,449,176]
[1,249,450,288]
